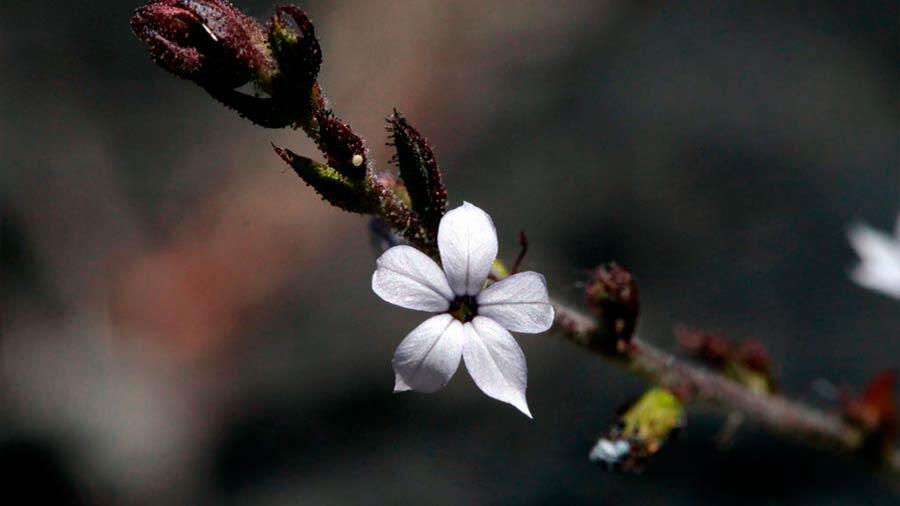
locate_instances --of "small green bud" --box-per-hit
[620,388,685,446]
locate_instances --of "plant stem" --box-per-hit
[551,298,900,473]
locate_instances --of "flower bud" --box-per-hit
[268,6,322,84]
[584,263,639,352]
[273,145,374,214]
[842,372,897,462]
[736,339,772,375]
[131,0,269,89]
[314,113,369,180]
[387,112,447,233]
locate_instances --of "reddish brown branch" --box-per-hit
[551,299,900,472]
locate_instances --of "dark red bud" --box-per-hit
[268,6,322,83]
[841,372,898,462]
[843,373,897,430]
[585,263,640,352]
[131,0,269,88]
[737,339,772,374]
[131,1,204,77]
[862,373,898,421]
[314,113,368,179]
[387,111,447,233]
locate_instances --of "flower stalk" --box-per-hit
[552,299,900,473]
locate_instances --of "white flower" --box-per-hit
[372,202,554,417]
[848,213,900,300]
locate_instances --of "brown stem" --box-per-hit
[551,299,900,473]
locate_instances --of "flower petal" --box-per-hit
[848,222,900,300]
[438,202,498,296]
[462,316,531,417]
[373,245,454,312]
[477,271,554,333]
[392,314,465,393]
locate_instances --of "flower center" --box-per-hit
[449,295,478,323]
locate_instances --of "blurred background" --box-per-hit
[1,0,898,504]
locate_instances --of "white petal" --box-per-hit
[462,316,531,417]
[477,271,554,333]
[392,314,464,393]
[589,438,631,465]
[848,223,900,300]
[438,202,498,296]
[373,245,454,312]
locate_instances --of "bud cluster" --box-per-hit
[132,0,324,128]
[133,2,449,253]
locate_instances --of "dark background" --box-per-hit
[1,0,898,504]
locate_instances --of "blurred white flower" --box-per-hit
[372,202,554,417]
[848,214,900,300]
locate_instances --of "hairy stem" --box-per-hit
[551,299,900,473]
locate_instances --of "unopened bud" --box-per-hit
[268,6,322,84]
[131,0,269,89]
[314,113,369,180]
[273,145,374,214]
[387,112,447,233]
[842,372,897,462]
[585,263,639,352]
[737,339,772,375]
